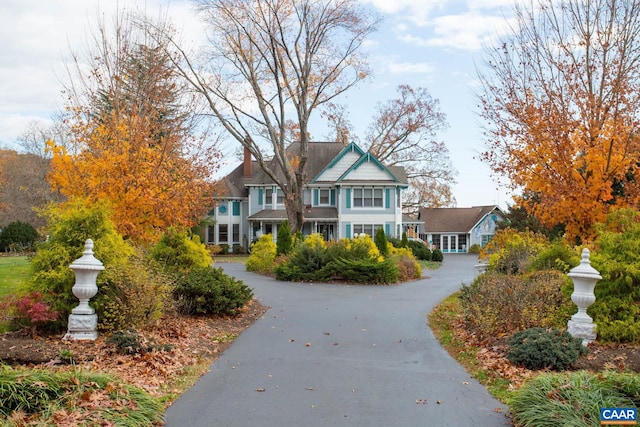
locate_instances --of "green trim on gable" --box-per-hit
[310,141,365,183]
[336,152,400,183]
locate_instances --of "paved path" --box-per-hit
[163,255,511,426]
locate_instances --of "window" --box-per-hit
[319,189,330,205]
[353,188,383,208]
[233,224,240,243]
[276,189,285,205]
[481,234,492,247]
[207,225,215,243]
[232,201,240,216]
[353,224,383,237]
[265,189,273,206]
[218,224,228,243]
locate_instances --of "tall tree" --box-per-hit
[477,0,640,242]
[48,10,218,243]
[148,0,378,232]
[365,85,455,212]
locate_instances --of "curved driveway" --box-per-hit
[164,255,511,426]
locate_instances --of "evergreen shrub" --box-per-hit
[149,227,211,274]
[507,327,586,371]
[0,221,39,252]
[174,266,253,316]
[431,248,444,262]
[407,240,431,260]
[276,220,293,256]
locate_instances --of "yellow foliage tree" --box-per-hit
[477,0,640,242]
[48,11,217,243]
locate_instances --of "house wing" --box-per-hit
[420,205,501,233]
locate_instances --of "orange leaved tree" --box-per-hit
[477,0,640,242]
[48,10,218,243]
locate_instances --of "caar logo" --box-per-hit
[600,408,637,425]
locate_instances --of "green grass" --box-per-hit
[0,256,30,297]
[419,260,441,270]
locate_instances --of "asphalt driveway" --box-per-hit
[163,254,511,426]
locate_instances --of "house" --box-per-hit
[418,205,504,253]
[205,141,408,251]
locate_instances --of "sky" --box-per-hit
[0,0,516,209]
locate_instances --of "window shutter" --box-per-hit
[330,189,335,205]
[385,188,390,209]
[232,201,240,216]
[346,188,351,208]
[385,224,391,235]
[314,189,319,205]
[258,188,263,205]
[346,224,351,238]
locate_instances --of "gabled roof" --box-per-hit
[419,206,503,233]
[221,141,407,191]
[336,151,399,183]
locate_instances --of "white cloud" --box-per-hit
[387,62,435,74]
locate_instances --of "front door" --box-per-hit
[317,223,335,241]
[441,235,457,253]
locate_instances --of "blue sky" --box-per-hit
[0,0,515,208]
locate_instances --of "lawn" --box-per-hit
[0,256,30,297]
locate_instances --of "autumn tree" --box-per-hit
[48,10,218,243]
[477,0,640,242]
[148,0,378,233]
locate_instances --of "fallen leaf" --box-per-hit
[416,399,427,404]
[256,388,266,392]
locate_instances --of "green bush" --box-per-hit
[431,248,443,262]
[274,234,331,281]
[106,328,172,355]
[460,270,572,339]
[590,208,640,343]
[148,227,211,274]
[509,371,640,427]
[0,221,39,252]
[246,234,277,273]
[529,240,580,273]
[29,199,134,331]
[375,228,389,257]
[174,266,253,316]
[329,257,398,284]
[276,220,293,256]
[507,327,586,371]
[407,240,431,260]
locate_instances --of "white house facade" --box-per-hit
[205,142,408,251]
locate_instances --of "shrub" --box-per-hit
[29,199,134,331]
[276,220,293,256]
[468,243,481,254]
[393,254,422,281]
[407,240,431,260]
[374,228,389,257]
[347,234,382,262]
[459,270,572,339]
[0,221,39,252]
[431,248,443,262]
[106,328,172,355]
[509,371,640,427]
[479,228,548,274]
[0,291,59,334]
[401,231,409,248]
[274,234,331,281]
[589,208,640,343]
[329,257,398,284]
[174,266,253,316]
[529,240,580,273]
[246,234,277,273]
[148,227,211,274]
[98,251,173,333]
[507,327,586,371]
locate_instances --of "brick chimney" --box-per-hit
[243,146,252,178]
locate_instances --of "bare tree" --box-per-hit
[365,85,456,212]
[147,0,378,232]
[477,0,640,241]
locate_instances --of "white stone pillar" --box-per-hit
[64,239,104,341]
[567,248,601,346]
